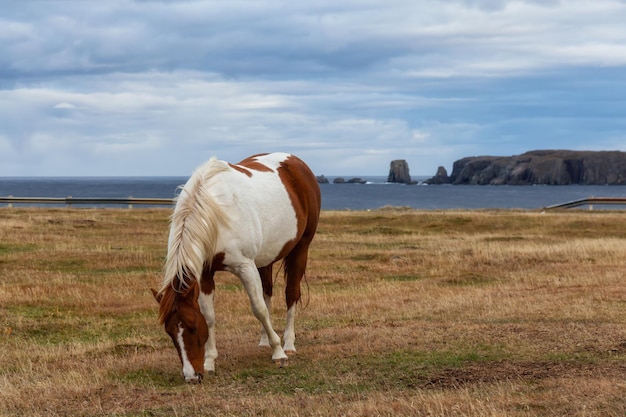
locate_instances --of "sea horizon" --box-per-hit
[1,176,626,210]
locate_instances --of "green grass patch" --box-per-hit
[304,315,349,331]
[5,304,55,320]
[0,243,37,254]
[116,368,182,388]
[232,346,508,396]
[383,274,424,282]
[217,283,243,292]
[234,357,348,395]
[423,216,473,232]
[38,258,87,272]
[350,253,379,261]
[357,226,413,236]
[6,306,155,345]
[441,273,496,287]
[483,236,526,242]
[92,266,154,275]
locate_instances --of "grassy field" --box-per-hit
[0,207,625,416]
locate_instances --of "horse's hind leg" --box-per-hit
[283,242,311,354]
[258,264,273,347]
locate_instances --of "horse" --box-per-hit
[152,153,321,383]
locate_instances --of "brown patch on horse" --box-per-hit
[199,252,225,295]
[228,163,252,177]
[237,154,275,174]
[259,264,274,298]
[277,155,321,239]
[211,252,226,270]
[156,276,200,325]
[274,155,321,308]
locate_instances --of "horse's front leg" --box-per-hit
[258,293,272,347]
[237,261,288,366]
[199,271,218,373]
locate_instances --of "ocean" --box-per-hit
[1,176,626,210]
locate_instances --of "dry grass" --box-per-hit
[0,207,625,416]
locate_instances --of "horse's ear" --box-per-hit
[151,288,162,303]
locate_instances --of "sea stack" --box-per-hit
[387,160,414,184]
[424,166,449,185]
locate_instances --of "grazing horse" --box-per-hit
[152,153,320,383]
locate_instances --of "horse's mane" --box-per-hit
[157,157,230,323]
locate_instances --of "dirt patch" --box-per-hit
[424,359,626,390]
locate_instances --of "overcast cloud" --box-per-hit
[2,0,626,176]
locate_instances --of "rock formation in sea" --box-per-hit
[316,175,329,184]
[424,166,449,185]
[387,160,416,184]
[426,150,626,185]
[332,177,366,184]
[346,177,367,184]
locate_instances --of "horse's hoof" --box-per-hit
[185,372,203,384]
[274,357,289,368]
[285,350,297,357]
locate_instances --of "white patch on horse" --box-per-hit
[250,152,291,170]
[259,292,272,347]
[283,305,297,353]
[198,291,218,372]
[176,324,197,381]
[217,153,298,268]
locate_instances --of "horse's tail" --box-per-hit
[159,158,230,298]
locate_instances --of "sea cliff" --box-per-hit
[426,150,626,185]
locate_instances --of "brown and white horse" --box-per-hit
[152,153,320,382]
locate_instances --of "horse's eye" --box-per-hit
[188,326,197,334]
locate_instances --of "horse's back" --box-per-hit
[234,152,320,222]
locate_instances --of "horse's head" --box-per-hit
[152,281,208,383]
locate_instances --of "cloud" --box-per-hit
[53,102,77,109]
[4,0,625,79]
[0,134,17,156]
[1,0,626,176]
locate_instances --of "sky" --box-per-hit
[2,0,626,177]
